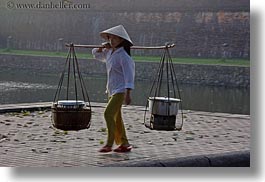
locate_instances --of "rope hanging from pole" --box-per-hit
[144,45,184,131]
[51,43,92,131]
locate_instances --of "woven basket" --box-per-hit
[52,106,91,131]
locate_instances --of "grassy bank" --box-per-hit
[0,48,250,67]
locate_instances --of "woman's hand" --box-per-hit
[124,89,132,105]
[96,42,111,53]
[96,47,103,52]
[103,42,111,49]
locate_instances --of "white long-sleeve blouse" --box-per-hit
[92,47,135,96]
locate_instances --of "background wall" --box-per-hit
[0,0,250,58]
[0,54,250,87]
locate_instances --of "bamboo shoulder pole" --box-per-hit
[65,43,175,49]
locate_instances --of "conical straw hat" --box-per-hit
[100,25,133,46]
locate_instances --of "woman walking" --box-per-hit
[92,25,135,153]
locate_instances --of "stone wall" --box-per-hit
[0,54,250,87]
[0,0,249,58]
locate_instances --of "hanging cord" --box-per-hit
[144,49,166,126]
[72,46,85,101]
[166,48,184,130]
[71,47,78,103]
[144,45,184,131]
[72,46,92,110]
[66,46,72,100]
[53,44,91,110]
[167,49,177,99]
[154,50,166,98]
[165,47,170,118]
[53,46,71,103]
[146,49,166,99]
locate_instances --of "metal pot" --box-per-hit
[53,100,86,109]
[148,97,180,116]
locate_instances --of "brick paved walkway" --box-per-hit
[0,102,250,167]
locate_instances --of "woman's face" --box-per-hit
[107,34,124,48]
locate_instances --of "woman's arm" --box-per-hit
[92,44,110,62]
[121,57,135,105]
[122,57,135,91]
[124,88,132,105]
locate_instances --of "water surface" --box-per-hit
[0,69,250,114]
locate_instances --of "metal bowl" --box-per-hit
[53,100,86,109]
[148,97,181,116]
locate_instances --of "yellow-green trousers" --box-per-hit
[104,93,129,146]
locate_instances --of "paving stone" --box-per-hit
[0,102,250,167]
